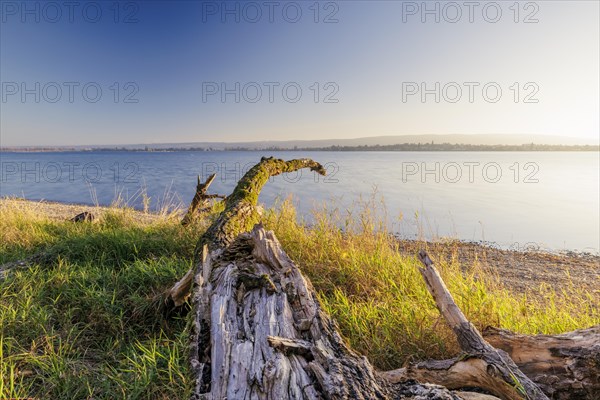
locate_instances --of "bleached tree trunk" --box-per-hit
[169,156,595,400]
[179,157,472,399]
[190,225,468,399]
[409,251,548,400]
[483,325,600,400]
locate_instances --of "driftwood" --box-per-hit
[181,174,225,226]
[189,225,473,399]
[483,326,600,400]
[404,250,599,400]
[383,251,549,400]
[175,157,486,399]
[70,211,94,222]
[169,156,596,400]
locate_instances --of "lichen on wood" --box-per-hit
[170,156,595,400]
[199,156,326,251]
[167,157,327,307]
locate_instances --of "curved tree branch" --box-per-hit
[167,157,326,307]
[200,156,326,251]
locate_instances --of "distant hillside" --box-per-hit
[2,134,598,152]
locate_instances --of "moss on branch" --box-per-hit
[198,157,326,252]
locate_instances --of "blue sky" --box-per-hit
[1,0,598,146]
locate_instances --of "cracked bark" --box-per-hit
[180,157,471,399]
[483,325,600,400]
[171,156,595,400]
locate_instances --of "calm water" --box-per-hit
[1,151,598,253]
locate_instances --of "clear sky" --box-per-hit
[1,0,598,146]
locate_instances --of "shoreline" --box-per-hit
[2,196,598,256]
[2,197,598,299]
[0,196,168,224]
[395,238,599,297]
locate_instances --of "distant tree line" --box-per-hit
[225,143,600,152]
[285,143,600,151]
[1,143,598,152]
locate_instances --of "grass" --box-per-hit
[263,199,600,368]
[0,203,200,399]
[1,198,599,398]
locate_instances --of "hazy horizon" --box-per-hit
[2,133,599,150]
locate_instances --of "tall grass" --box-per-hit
[263,198,600,369]
[0,198,598,398]
[0,202,199,399]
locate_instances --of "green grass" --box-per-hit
[1,199,598,398]
[0,204,200,399]
[262,199,600,368]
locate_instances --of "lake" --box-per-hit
[1,151,598,253]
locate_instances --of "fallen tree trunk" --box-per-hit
[170,156,594,399]
[383,251,549,400]
[483,326,600,400]
[178,157,484,399]
[190,225,471,399]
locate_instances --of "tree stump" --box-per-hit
[189,225,468,399]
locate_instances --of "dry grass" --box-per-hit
[1,197,598,398]
[263,198,600,369]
